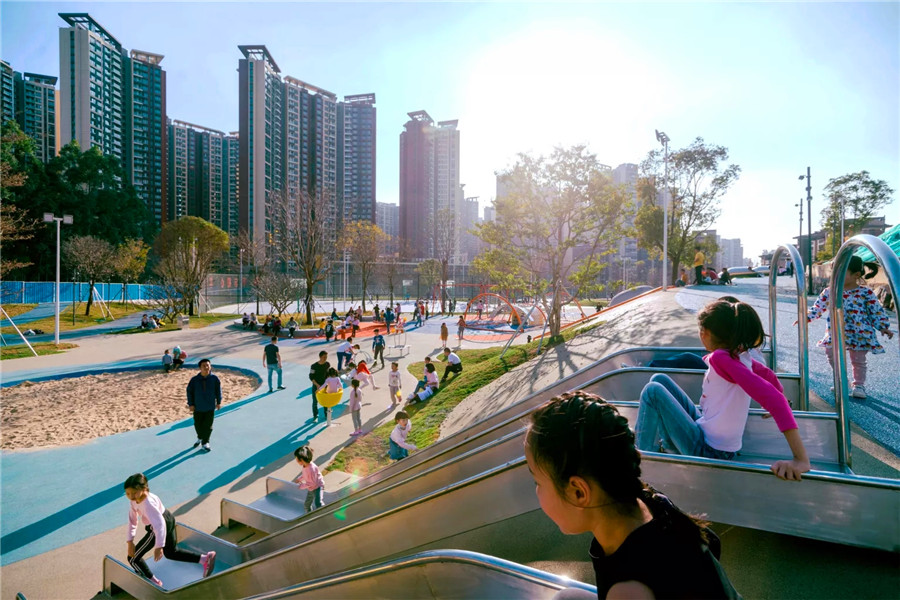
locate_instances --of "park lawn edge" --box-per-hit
[0,302,142,336]
[326,320,604,477]
[0,342,79,361]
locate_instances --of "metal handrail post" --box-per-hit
[768,244,809,410]
[829,235,900,472]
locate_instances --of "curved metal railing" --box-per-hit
[768,243,810,410]
[829,235,900,470]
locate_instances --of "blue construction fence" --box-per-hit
[0,281,165,304]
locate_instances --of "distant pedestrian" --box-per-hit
[172,346,186,370]
[263,336,285,393]
[372,329,386,367]
[384,307,395,335]
[325,319,335,342]
[476,299,484,320]
[388,362,402,409]
[693,246,706,285]
[187,359,221,452]
[123,473,216,587]
[293,446,325,514]
[308,351,331,424]
[389,411,417,460]
[162,349,174,373]
[440,322,449,346]
[287,316,298,338]
[456,315,466,346]
[348,378,364,435]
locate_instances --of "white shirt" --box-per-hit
[425,371,439,388]
[127,492,166,548]
[445,352,461,365]
[388,370,402,387]
[390,422,416,450]
[697,352,753,452]
[337,341,352,353]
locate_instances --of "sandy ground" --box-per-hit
[1,368,259,451]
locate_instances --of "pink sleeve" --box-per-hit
[751,359,784,393]
[708,350,797,432]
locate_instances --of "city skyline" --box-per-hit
[2,2,897,260]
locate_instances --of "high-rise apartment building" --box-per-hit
[238,46,345,252]
[338,93,376,224]
[376,201,400,255]
[1,60,15,125]
[58,13,167,224]
[14,71,58,163]
[718,238,744,269]
[167,119,239,236]
[399,111,462,260]
[458,196,481,262]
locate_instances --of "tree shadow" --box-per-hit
[0,448,202,556]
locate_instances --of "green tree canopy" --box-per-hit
[820,171,895,242]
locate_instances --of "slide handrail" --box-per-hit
[768,243,810,410]
[829,234,900,471]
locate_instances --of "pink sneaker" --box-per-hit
[201,551,216,578]
[150,576,164,587]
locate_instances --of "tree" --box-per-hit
[253,271,304,316]
[821,171,895,245]
[341,221,388,313]
[634,137,740,284]
[416,258,442,300]
[62,235,116,316]
[152,217,229,316]
[1,121,41,278]
[271,188,335,324]
[474,145,631,336]
[378,243,401,307]
[433,207,457,314]
[115,239,150,307]
[235,229,270,313]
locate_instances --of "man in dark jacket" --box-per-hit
[308,351,330,423]
[187,359,222,452]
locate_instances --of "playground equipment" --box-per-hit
[315,391,343,427]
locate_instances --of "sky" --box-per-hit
[2,1,898,261]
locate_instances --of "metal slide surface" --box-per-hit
[243,550,597,599]
[103,367,899,598]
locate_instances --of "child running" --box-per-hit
[637,298,810,480]
[348,379,364,436]
[525,393,740,599]
[293,446,325,513]
[388,362,402,409]
[389,410,417,460]
[804,256,894,399]
[123,473,216,587]
[353,360,379,390]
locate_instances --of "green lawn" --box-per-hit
[0,342,78,361]
[110,313,241,335]
[0,302,141,336]
[0,304,38,319]
[327,322,602,477]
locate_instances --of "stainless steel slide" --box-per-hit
[103,367,898,598]
[242,550,597,600]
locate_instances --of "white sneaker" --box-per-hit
[202,442,211,452]
[850,386,867,399]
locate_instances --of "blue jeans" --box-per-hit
[647,353,707,370]
[636,374,735,459]
[267,364,282,390]
[337,351,351,370]
[304,487,323,513]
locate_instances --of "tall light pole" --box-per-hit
[655,130,670,291]
[43,213,73,345]
[239,248,244,311]
[799,168,813,295]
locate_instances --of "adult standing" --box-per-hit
[692,246,706,285]
[263,336,286,393]
[187,359,222,452]
[383,307,395,335]
[308,351,330,424]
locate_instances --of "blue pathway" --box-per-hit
[0,310,171,347]
[0,303,72,328]
[0,356,340,565]
[675,279,900,457]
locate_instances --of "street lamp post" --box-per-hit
[799,168,813,295]
[43,213,74,345]
[239,248,244,311]
[655,130,670,291]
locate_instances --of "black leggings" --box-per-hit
[130,510,200,578]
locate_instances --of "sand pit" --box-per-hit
[1,367,260,450]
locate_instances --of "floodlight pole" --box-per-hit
[44,213,73,345]
[799,168,813,295]
[655,130,670,291]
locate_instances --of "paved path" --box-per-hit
[0,302,71,328]
[0,310,157,347]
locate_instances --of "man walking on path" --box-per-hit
[309,351,330,423]
[372,329,386,368]
[187,359,222,452]
[264,336,285,392]
[693,245,706,285]
[440,347,463,384]
[383,307,395,335]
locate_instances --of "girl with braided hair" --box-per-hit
[526,392,740,599]
[637,298,810,481]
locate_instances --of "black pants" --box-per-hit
[310,386,331,421]
[442,363,463,381]
[373,345,385,365]
[694,265,704,285]
[193,410,214,444]
[130,509,200,579]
